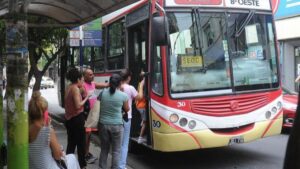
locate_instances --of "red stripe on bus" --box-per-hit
[152,108,202,148]
[94,73,112,77]
[261,110,283,138]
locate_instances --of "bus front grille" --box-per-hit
[190,93,269,116]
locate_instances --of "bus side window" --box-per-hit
[151,46,163,95]
[94,27,106,73]
[107,18,125,70]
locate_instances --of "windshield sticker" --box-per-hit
[248,46,264,60]
[245,25,259,44]
[223,40,230,62]
[177,55,204,73]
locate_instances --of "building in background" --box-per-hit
[273,0,300,91]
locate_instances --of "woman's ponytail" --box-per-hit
[109,74,122,95]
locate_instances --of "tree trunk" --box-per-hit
[5,1,29,168]
[0,38,4,169]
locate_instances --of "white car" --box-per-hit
[43,76,55,88]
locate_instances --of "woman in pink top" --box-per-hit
[64,68,90,169]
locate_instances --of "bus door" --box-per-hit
[127,21,150,144]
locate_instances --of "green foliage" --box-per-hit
[27,15,68,90]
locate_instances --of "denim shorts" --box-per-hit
[137,109,146,121]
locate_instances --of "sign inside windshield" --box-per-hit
[181,56,203,68]
[177,55,204,73]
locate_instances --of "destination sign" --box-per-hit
[166,0,271,10]
[225,0,271,10]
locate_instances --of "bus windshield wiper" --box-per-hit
[192,8,203,56]
[235,10,255,37]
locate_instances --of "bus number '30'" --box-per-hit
[153,120,161,128]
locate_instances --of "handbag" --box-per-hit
[83,99,90,120]
[84,100,100,128]
[84,91,102,128]
[55,159,67,169]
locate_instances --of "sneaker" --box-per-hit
[137,136,146,144]
[85,152,97,164]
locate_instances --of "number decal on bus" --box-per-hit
[177,101,186,108]
[152,120,161,128]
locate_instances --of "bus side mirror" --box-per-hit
[152,16,169,46]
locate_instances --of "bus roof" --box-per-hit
[102,0,148,25]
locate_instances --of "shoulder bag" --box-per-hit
[84,91,103,128]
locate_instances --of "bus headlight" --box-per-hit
[179,118,188,127]
[271,107,277,114]
[188,120,196,129]
[169,113,179,123]
[277,101,282,109]
[265,111,271,119]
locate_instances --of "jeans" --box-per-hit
[99,123,124,169]
[65,113,86,168]
[119,119,131,169]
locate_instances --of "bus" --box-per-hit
[58,0,282,152]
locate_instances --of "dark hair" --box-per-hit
[120,69,132,81]
[66,68,82,83]
[109,74,122,94]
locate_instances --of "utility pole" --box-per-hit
[6,0,29,168]
[0,29,4,169]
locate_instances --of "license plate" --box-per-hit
[229,136,244,145]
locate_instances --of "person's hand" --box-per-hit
[87,91,93,98]
[141,78,145,86]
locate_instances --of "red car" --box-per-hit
[282,87,298,128]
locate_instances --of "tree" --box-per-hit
[27,16,68,91]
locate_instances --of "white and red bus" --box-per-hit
[59,0,283,152]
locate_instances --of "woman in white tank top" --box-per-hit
[29,91,80,169]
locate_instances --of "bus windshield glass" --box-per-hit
[167,11,279,96]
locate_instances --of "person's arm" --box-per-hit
[95,82,109,89]
[122,100,130,113]
[295,76,300,83]
[73,87,90,109]
[49,128,63,160]
[135,79,145,100]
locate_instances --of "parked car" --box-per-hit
[282,87,298,128]
[43,76,55,88]
[41,77,48,89]
[41,76,54,89]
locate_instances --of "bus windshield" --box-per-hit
[167,11,279,96]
